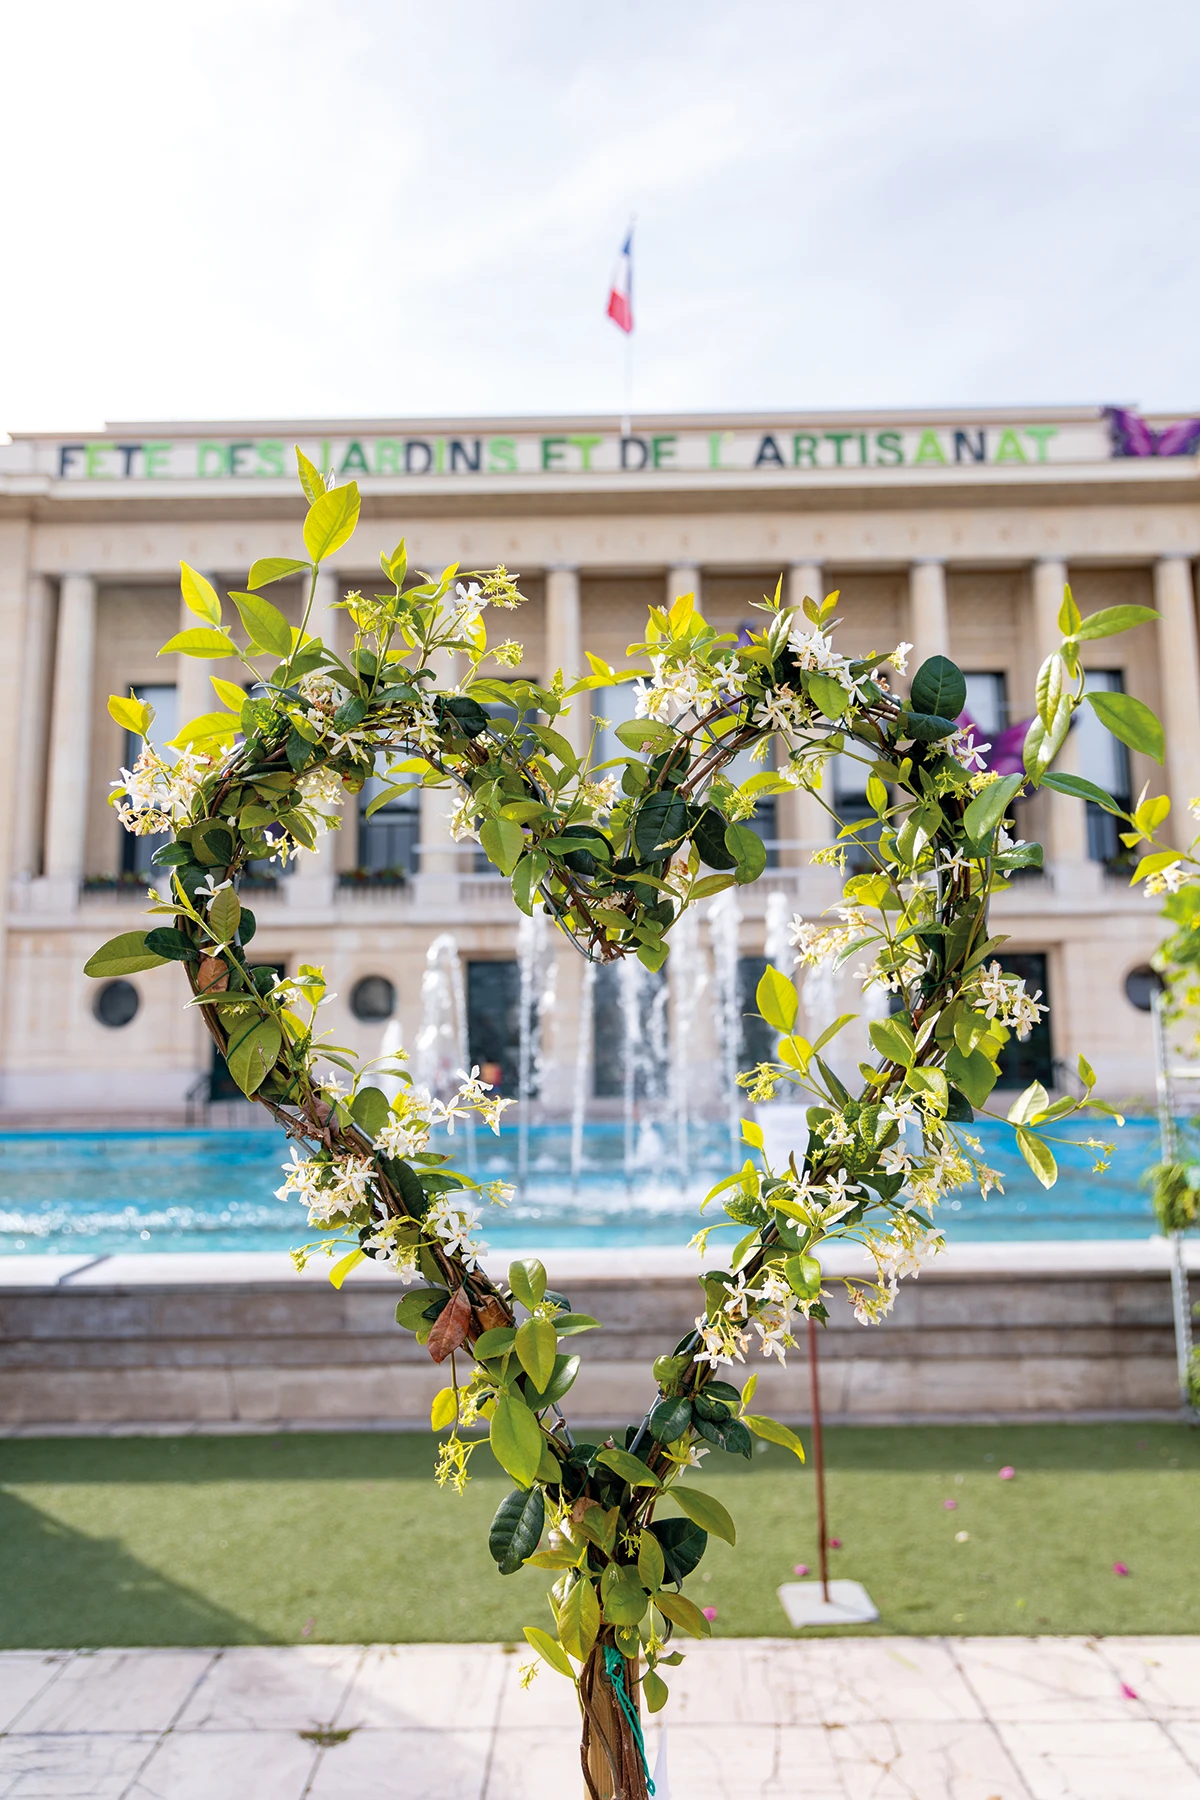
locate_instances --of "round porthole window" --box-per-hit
[93,979,140,1028]
[1124,965,1163,1013]
[350,975,396,1021]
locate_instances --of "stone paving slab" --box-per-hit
[1,1637,1199,1797]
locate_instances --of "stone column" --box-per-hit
[1032,557,1093,887]
[667,565,701,610]
[288,572,342,914]
[908,559,949,661]
[12,575,54,878]
[545,566,586,756]
[416,640,464,900]
[43,574,97,894]
[1153,556,1200,822]
[782,563,830,864]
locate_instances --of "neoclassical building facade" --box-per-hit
[0,406,1196,1117]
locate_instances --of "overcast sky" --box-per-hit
[4,0,1198,432]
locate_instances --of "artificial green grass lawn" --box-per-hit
[2,1424,1197,1648]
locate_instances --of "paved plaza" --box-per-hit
[1,1635,1199,1797]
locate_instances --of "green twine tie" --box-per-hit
[602,1645,655,1796]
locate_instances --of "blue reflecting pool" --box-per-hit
[0,1117,1168,1255]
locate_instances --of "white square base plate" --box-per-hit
[776,1579,879,1627]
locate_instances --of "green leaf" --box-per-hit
[328,1247,366,1290]
[171,711,239,746]
[84,931,170,978]
[230,591,293,659]
[523,1352,581,1410]
[552,1313,602,1336]
[303,482,361,562]
[868,1016,915,1067]
[806,671,850,719]
[782,1254,822,1300]
[1074,604,1159,641]
[690,872,736,899]
[511,851,548,915]
[509,1258,547,1310]
[643,1670,669,1712]
[866,772,889,814]
[813,1012,858,1053]
[430,1386,458,1431]
[180,563,222,625]
[962,773,1024,845]
[159,628,234,659]
[394,1288,450,1332]
[741,1118,764,1150]
[1007,1080,1049,1125]
[602,1564,650,1627]
[634,790,690,858]
[108,693,153,736]
[945,1044,998,1109]
[479,817,525,877]
[1015,1124,1057,1189]
[1022,695,1072,782]
[472,1326,516,1358]
[909,655,967,719]
[489,1393,543,1487]
[295,446,326,504]
[1041,771,1125,815]
[350,1084,391,1142]
[903,711,958,743]
[143,928,193,962]
[648,1396,694,1444]
[653,1590,712,1638]
[756,965,798,1033]
[725,823,768,884]
[515,1318,558,1391]
[523,1626,575,1679]
[1085,689,1164,765]
[637,1529,666,1591]
[207,886,242,943]
[742,1414,806,1462]
[1131,849,1181,883]
[247,556,310,590]
[615,719,673,751]
[596,1447,661,1489]
[1058,584,1082,635]
[225,1016,282,1096]
[558,1578,600,1662]
[668,1486,736,1545]
[489,1485,545,1576]
[1035,653,1065,732]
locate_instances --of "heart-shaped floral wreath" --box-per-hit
[87,452,1155,1798]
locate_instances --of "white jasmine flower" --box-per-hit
[424,1194,487,1268]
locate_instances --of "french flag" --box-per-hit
[606,226,634,334]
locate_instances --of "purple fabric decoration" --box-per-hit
[955,711,1030,778]
[1105,406,1200,458]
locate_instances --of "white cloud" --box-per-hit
[3,0,1198,429]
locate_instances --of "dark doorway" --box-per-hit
[467,960,524,1097]
[993,953,1053,1089]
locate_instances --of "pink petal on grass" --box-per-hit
[793,1564,809,1577]
[1121,1683,1139,1700]
[998,1466,1015,1480]
[702,1607,718,1622]
[1112,1562,1130,1577]
[829,1538,842,1549]
[301,1618,314,1637]
[943,1499,958,1510]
